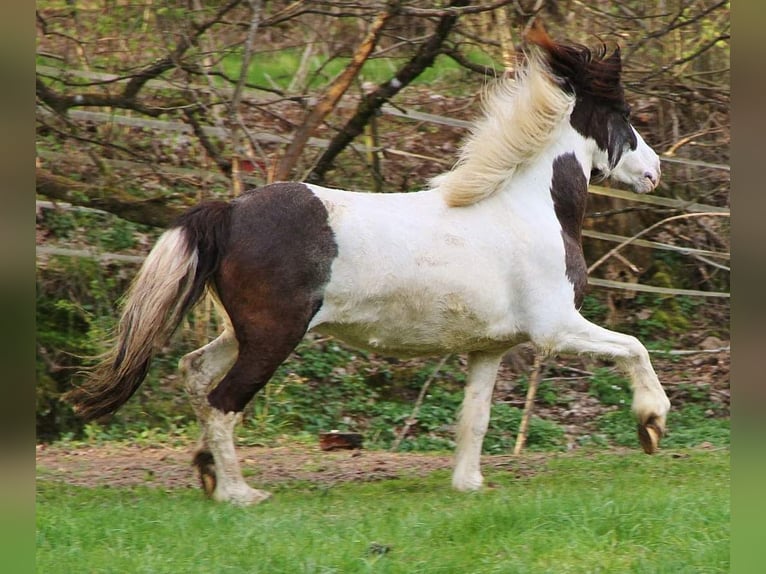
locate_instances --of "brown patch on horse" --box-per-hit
[550,153,588,307]
[206,182,338,413]
[192,450,217,497]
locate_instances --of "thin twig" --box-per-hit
[587,212,730,274]
[513,351,546,456]
[649,347,730,356]
[391,355,450,451]
[229,0,263,195]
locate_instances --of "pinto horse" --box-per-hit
[69,24,670,505]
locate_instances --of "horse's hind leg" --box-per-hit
[542,314,671,453]
[178,329,238,496]
[452,351,504,491]
[199,301,314,505]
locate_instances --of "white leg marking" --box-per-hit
[179,330,238,450]
[180,332,271,505]
[452,351,503,491]
[206,409,271,505]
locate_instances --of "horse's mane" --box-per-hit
[436,26,625,208]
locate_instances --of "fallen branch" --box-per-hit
[36,167,184,227]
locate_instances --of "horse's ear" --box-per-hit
[606,45,623,75]
[524,18,556,54]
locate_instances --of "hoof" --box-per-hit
[452,474,484,492]
[214,486,272,506]
[637,417,664,454]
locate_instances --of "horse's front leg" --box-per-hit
[452,351,504,491]
[543,314,671,453]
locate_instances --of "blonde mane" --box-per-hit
[435,51,575,207]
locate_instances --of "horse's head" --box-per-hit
[526,22,661,193]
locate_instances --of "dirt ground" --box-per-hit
[35,441,555,492]
[36,343,729,495]
[36,348,729,494]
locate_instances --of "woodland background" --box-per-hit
[35,0,730,452]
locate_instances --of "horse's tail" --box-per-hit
[67,201,232,421]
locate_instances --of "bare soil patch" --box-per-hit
[36,442,547,491]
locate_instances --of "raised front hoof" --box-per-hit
[213,486,272,506]
[637,417,664,454]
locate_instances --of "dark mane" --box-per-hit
[526,22,628,111]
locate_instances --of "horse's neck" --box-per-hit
[496,125,592,203]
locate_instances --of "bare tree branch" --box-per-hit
[441,46,499,77]
[306,0,469,184]
[271,1,402,181]
[36,0,244,115]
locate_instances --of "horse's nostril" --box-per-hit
[644,171,657,184]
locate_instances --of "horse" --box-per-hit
[68,23,670,505]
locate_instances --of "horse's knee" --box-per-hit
[180,335,238,395]
[178,348,203,377]
[621,334,650,361]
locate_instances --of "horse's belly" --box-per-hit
[312,322,506,357]
[310,291,522,357]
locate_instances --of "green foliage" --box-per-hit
[35,208,160,439]
[236,342,565,454]
[628,260,707,339]
[515,375,569,407]
[596,404,729,449]
[39,207,146,251]
[579,293,608,324]
[588,368,631,407]
[484,403,565,453]
[70,419,196,448]
[35,257,120,440]
[36,449,730,573]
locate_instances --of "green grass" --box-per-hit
[597,405,730,450]
[37,449,729,573]
[222,49,498,92]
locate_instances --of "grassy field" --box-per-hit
[36,448,729,573]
